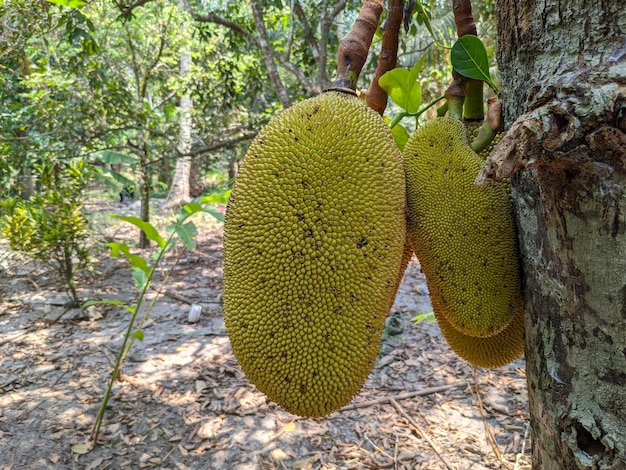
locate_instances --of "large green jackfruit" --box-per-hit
[404,117,522,339]
[223,91,406,418]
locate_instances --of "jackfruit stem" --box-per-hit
[452,0,477,37]
[363,0,403,115]
[463,79,485,120]
[470,120,496,155]
[437,101,449,117]
[329,0,384,92]
[452,0,484,121]
[445,71,466,120]
[471,98,503,154]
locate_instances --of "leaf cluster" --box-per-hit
[0,160,92,305]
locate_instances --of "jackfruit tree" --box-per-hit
[483,1,626,467]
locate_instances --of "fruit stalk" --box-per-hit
[331,0,384,92]
[451,0,484,121]
[363,0,403,114]
[452,0,477,37]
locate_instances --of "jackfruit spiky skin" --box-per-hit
[382,235,414,322]
[404,117,522,338]
[223,91,406,418]
[434,304,524,368]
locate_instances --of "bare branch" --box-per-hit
[249,0,291,108]
[184,131,258,158]
[364,0,403,115]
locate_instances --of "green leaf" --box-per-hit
[107,242,150,275]
[110,215,166,248]
[390,122,410,151]
[48,0,86,7]
[93,150,138,165]
[131,266,149,290]
[202,205,225,222]
[173,221,198,250]
[199,190,230,205]
[132,329,144,341]
[451,35,498,92]
[411,310,436,325]
[92,167,135,190]
[379,66,422,114]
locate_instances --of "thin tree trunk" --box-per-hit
[492,1,626,468]
[228,154,239,181]
[165,5,193,209]
[138,141,151,250]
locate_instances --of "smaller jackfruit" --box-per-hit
[434,303,524,368]
[404,117,522,338]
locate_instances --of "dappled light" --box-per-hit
[1,221,529,468]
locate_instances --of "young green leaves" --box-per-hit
[379,60,423,115]
[450,35,499,93]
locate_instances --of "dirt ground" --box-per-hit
[0,200,531,470]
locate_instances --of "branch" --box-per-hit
[364,0,403,115]
[182,0,312,98]
[331,0,384,92]
[183,131,258,158]
[452,0,477,37]
[115,0,155,20]
[451,0,483,120]
[317,0,348,90]
[293,0,320,61]
[249,0,291,108]
[182,0,257,44]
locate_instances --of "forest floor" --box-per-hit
[0,199,531,470]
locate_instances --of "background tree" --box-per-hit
[484,1,626,467]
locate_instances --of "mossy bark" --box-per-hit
[494,0,626,468]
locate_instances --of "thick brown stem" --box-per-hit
[363,0,403,115]
[330,0,384,92]
[448,0,483,121]
[452,0,477,37]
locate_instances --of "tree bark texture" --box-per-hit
[493,1,626,468]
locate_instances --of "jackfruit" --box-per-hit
[404,117,522,338]
[223,91,406,418]
[387,235,414,313]
[434,303,524,368]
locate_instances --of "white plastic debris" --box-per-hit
[187,304,202,323]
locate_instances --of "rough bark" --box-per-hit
[492,1,626,468]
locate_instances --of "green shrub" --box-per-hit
[0,160,91,307]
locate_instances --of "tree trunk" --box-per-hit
[165,6,193,209]
[493,1,626,468]
[228,154,239,181]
